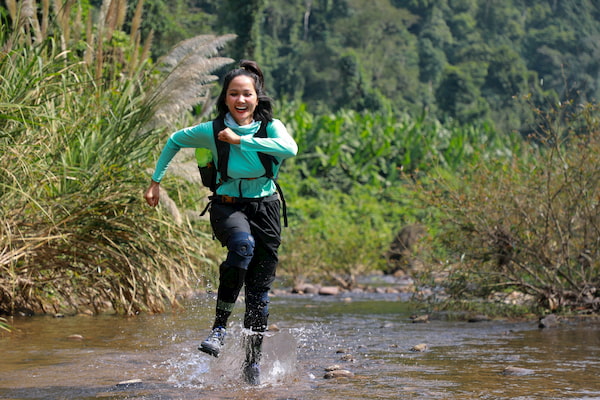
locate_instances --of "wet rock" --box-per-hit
[539,314,559,328]
[410,343,428,352]
[116,379,143,387]
[340,354,355,362]
[336,348,348,354]
[410,314,429,323]
[397,276,415,286]
[502,366,534,376]
[292,283,319,294]
[267,324,280,332]
[319,286,340,296]
[67,334,84,341]
[324,369,354,379]
[325,365,341,372]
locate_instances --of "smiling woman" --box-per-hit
[143,60,298,385]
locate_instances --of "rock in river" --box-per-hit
[324,369,354,379]
[502,366,535,376]
[410,343,428,352]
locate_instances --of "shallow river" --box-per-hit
[0,293,599,400]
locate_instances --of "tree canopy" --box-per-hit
[5,0,595,132]
[123,0,599,132]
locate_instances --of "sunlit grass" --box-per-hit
[0,4,233,315]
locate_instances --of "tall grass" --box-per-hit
[0,1,233,315]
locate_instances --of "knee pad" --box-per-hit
[225,231,255,270]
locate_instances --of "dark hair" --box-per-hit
[216,60,273,122]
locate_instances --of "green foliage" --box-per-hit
[284,103,521,192]
[278,181,421,288]
[276,102,522,288]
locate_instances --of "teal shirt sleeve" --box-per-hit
[151,122,214,182]
[239,119,298,160]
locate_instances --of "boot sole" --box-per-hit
[198,343,220,357]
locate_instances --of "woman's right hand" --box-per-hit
[144,180,160,207]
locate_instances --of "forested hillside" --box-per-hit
[123,0,600,133]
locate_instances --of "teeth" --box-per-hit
[235,106,247,111]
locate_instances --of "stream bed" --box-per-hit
[1,293,599,399]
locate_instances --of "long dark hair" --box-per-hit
[216,60,273,122]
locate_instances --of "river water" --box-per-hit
[0,293,599,400]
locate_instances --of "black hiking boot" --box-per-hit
[243,362,261,385]
[198,327,226,357]
[242,333,263,385]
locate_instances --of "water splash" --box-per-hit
[164,325,299,389]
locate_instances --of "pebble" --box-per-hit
[410,314,429,323]
[67,334,84,341]
[292,283,319,294]
[116,379,143,387]
[324,369,354,379]
[319,286,340,296]
[502,366,535,376]
[325,365,341,372]
[410,343,428,352]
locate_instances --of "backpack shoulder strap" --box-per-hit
[213,117,230,182]
[255,121,288,226]
[255,121,279,179]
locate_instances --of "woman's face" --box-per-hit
[225,75,258,126]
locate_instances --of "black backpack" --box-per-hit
[198,117,288,225]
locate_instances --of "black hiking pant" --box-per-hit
[209,195,281,332]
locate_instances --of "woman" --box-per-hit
[144,60,298,384]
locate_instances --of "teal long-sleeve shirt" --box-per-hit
[151,113,298,198]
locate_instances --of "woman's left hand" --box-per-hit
[217,128,241,145]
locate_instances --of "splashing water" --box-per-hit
[164,325,298,389]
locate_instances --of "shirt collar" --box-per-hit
[224,113,261,134]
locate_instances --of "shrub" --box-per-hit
[424,101,600,313]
